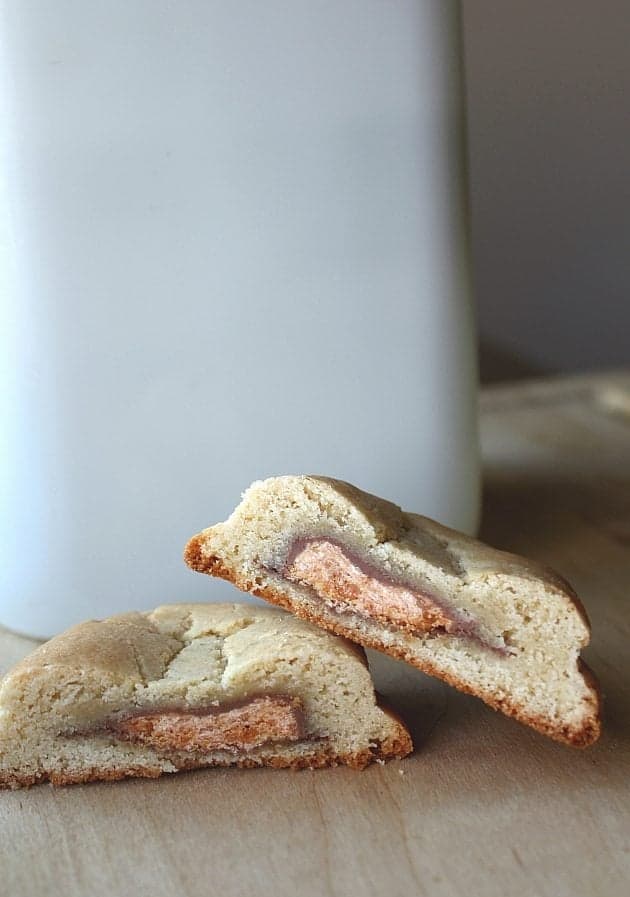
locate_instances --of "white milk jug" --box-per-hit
[0,1,478,637]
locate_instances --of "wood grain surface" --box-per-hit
[1,372,629,897]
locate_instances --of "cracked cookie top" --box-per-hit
[0,604,366,736]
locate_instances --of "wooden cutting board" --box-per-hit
[2,371,629,897]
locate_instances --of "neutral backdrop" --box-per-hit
[463,1,630,379]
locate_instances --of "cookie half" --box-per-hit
[185,476,601,747]
[0,603,411,788]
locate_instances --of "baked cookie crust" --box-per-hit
[185,476,601,747]
[0,603,411,788]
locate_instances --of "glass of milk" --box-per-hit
[0,0,478,637]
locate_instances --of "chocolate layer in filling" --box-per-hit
[110,695,305,753]
[282,538,509,654]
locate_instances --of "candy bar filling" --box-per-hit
[283,538,508,652]
[110,695,305,753]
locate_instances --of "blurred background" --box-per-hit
[3,1,630,636]
[463,0,630,382]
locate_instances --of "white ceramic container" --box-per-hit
[0,0,478,636]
